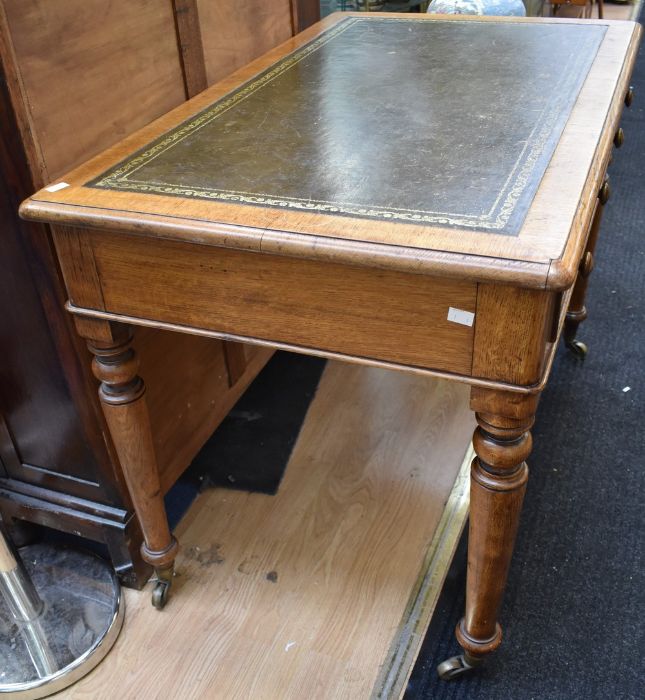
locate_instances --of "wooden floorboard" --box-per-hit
[54,362,474,699]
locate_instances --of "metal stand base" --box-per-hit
[0,544,124,699]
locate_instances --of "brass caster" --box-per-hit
[151,566,174,610]
[437,653,482,681]
[151,579,171,609]
[566,339,588,359]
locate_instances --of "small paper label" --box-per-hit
[447,307,475,327]
[45,182,70,192]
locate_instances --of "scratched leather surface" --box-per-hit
[90,17,605,235]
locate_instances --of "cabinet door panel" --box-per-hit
[2,0,186,181]
[0,176,101,496]
[198,0,294,85]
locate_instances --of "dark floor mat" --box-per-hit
[181,352,326,496]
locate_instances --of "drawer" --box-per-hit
[80,230,477,376]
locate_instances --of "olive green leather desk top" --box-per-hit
[21,14,641,289]
[89,17,603,236]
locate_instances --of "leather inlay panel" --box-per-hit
[89,17,604,235]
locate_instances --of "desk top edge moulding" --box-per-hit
[19,13,641,291]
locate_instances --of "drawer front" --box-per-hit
[80,231,476,376]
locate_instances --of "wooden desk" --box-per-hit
[20,13,640,678]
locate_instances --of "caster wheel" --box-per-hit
[151,580,171,609]
[437,653,481,680]
[566,340,588,359]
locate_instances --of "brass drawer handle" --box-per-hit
[579,251,594,278]
[614,127,624,149]
[625,86,634,107]
[599,179,610,205]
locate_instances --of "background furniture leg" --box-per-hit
[86,322,178,609]
[438,390,537,679]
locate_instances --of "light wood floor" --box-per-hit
[54,362,474,699]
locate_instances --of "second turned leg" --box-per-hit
[86,321,178,609]
[439,389,538,679]
[564,178,610,359]
[565,90,630,358]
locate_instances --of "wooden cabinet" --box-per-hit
[0,0,319,587]
[198,0,294,84]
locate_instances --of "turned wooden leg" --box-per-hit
[564,177,611,359]
[565,89,631,358]
[85,321,178,609]
[438,389,537,680]
[571,88,637,354]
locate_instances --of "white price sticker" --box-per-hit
[447,307,475,327]
[45,182,70,192]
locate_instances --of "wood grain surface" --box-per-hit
[197,0,293,85]
[2,0,186,182]
[87,324,178,572]
[137,329,273,490]
[456,389,540,661]
[472,285,555,385]
[50,364,474,700]
[86,230,477,374]
[172,0,208,98]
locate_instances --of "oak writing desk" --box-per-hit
[20,13,640,678]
